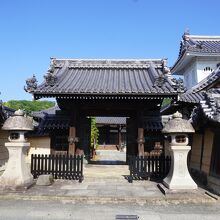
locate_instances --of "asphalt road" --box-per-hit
[0,199,220,220]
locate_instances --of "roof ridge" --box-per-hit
[53,58,164,62]
[54,59,166,69]
[189,35,220,40]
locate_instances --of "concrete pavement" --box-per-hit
[0,166,218,205]
[1,199,220,220]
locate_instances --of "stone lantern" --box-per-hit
[0,109,34,190]
[162,111,197,190]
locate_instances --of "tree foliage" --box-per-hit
[90,117,99,148]
[3,100,55,113]
[161,98,172,107]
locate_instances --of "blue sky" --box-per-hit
[0,0,220,101]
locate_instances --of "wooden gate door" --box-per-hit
[126,117,138,161]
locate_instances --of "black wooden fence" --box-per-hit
[31,154,84,182]
[128,155,171,183]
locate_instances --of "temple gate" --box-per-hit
[25,58,181,164]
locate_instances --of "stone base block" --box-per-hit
[163,177,198,190]
[158,183,198,195]
[36,174,54,186]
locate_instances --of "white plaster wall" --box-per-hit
[27,136,51,163]
[182,57,220,89]
[196,59,220,83]
[0,132,50,171]
[182,61,197,89]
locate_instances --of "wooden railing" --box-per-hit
[31,154,84,182]
[128,155,171,183]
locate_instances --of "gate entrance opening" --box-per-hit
[90,116,127,165]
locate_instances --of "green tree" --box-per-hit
[4,100,55,113]
[90,117,99,149]
[161,98,171,107]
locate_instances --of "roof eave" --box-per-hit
[171,52,191,74]
[33,92,178,100]
[171,51,220,74]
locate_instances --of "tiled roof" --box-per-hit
[32,106,70,135]
[38,115,70,131]
[172,32,220,72]
[143,117,163,131]
[179,91,205,103]
[191,93,220,124]
[32,105,59,119]
[179,35,220,56]
[96,117,126,125]
[143,121,163,131]
[26,59,179,99]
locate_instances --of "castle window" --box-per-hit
[203,66,213,73]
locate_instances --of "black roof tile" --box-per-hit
[38,115,70,131]
[191,92,220,124]
[143,117,163,131]
[26,59,179,99]
[32,105,59,119]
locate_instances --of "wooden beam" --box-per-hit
[138,127,145,156]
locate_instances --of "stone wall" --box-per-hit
[0,130,9,171]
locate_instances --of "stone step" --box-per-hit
[84,165,130,178]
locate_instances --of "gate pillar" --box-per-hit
[68,126,77,155]
[137,128,145,156]
[137,112,145,156]
[68,111,79,155]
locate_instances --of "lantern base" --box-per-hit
[0,142,34,190]
[163,145,197,190]
[0,181,35,191]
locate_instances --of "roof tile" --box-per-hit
[28,59,178,98]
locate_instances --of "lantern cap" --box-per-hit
[2,109,34,131]
[162,111,195,134]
